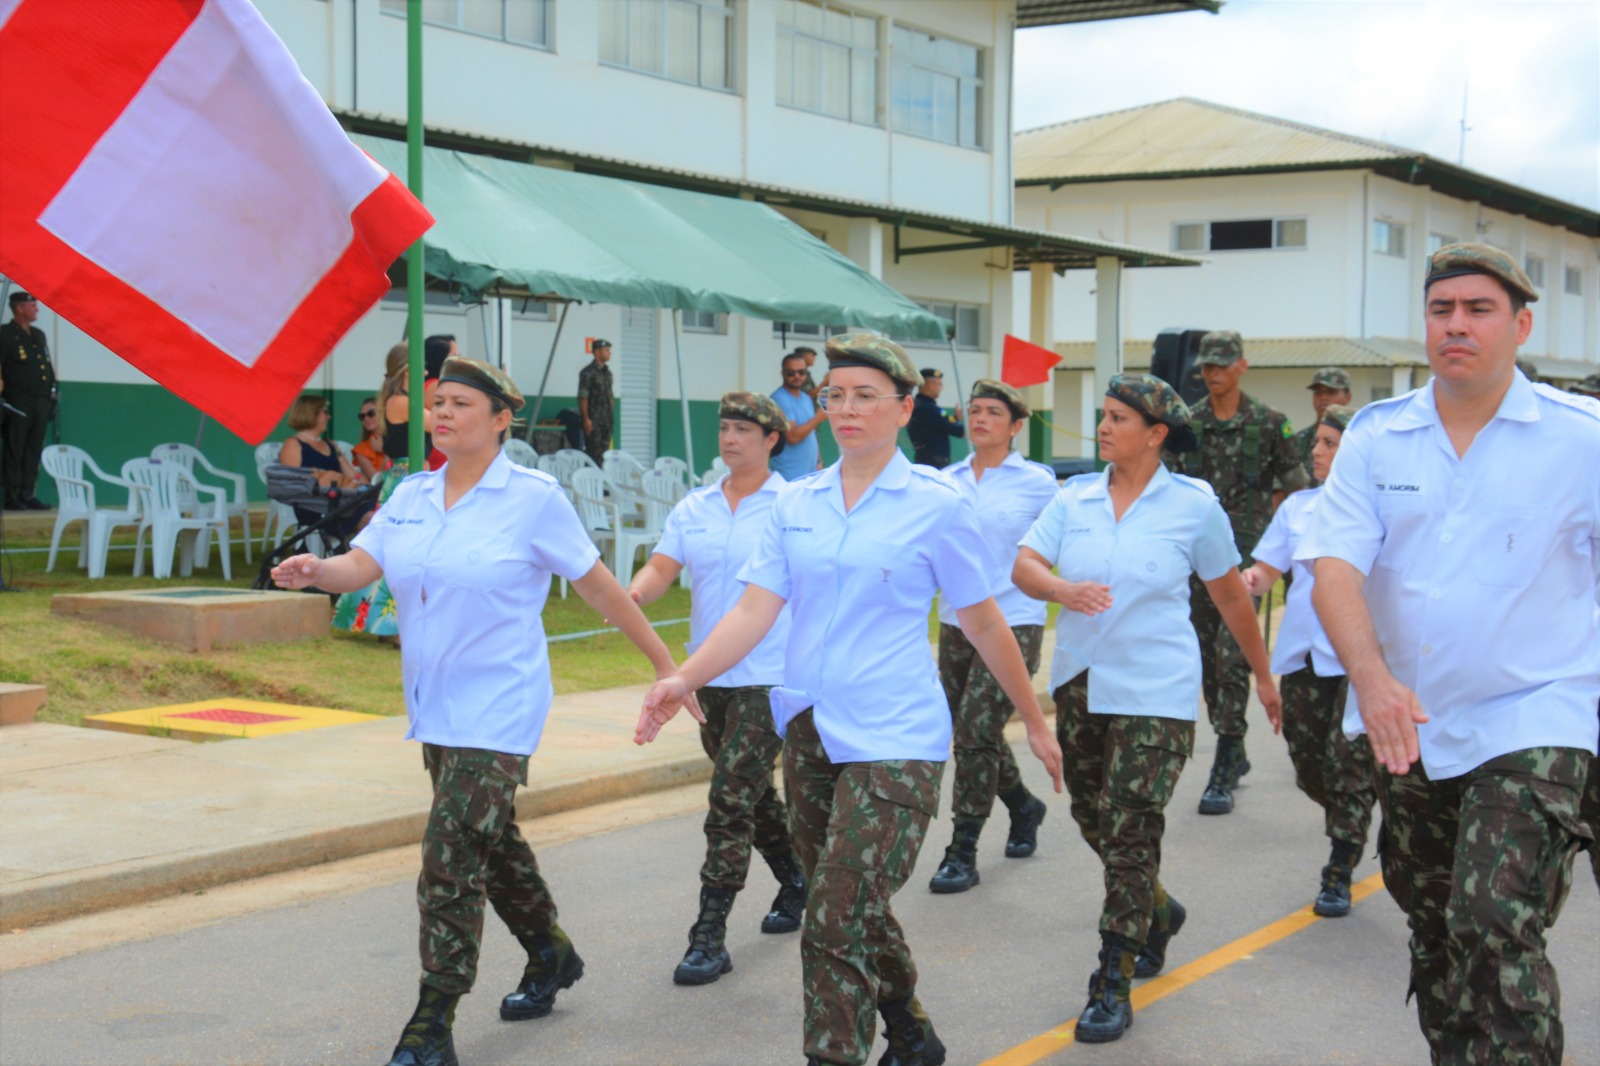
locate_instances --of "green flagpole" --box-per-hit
[406,0,425,468]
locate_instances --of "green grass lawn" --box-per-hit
[0,523,694,727]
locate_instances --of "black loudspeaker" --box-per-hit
[1149,328,1211,407]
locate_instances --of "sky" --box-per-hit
[1014,0,1600,211]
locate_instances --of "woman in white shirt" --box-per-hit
[1014,373,1281,1045]
[1241,404,1375,919]
[274,357,688,1066]
[927,379,1061,895]
[636,335,1063,1066]
[628,391,805,987]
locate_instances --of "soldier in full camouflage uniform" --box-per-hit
[1303,244,1598,1065]
[1293,366,1351,483]
[1017,373,1281,1044]
[577,338,614,467]
[1167,330,1307,816]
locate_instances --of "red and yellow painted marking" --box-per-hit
[982,873,1388,1065]
[84,699,380,741]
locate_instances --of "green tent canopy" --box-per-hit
[354,134,952,341]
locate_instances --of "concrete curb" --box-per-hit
[0,753,712,930]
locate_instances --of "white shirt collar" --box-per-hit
[1389,371,1542,433]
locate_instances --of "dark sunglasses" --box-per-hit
[359,409,377,419]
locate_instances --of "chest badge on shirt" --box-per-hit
[880,567,892,582]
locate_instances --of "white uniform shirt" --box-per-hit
[654,472,791,688]
[936,450,1059,629]
[1252,487,1344,678]
[352,451,600,756]
[739,451,998,762]
[1299,376,1600,780]
[1021,464,1240,718]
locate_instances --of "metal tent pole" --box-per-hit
[405,0,425,468]
[672,311,695,474]
[526,300,570,437]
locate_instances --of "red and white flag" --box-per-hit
[0,0,431,443]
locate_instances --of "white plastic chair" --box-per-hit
[642,468,687,507]
[40,445,148,579]
[255,442,297,550]
[557,448,598,471]
[653,456,691,491]
[503,438,538,468]
[122,458,232,580]
[569,467,619,576]
[150,443,252,563]
[535,454,564,480]
[699,467,724,489]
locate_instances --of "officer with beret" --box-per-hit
[638,334,1063,1066]
[1167,330,1307,815]
[628,391,808,987]
[276,357,693,1066]
[907,368,966,469]
[1,291,58,511]
[1295,367,1352,483]
[578,338,614,467]
[1304,243,1599,1064]
[1015,372,1282,1043]
[926,379,1059,894]
[1240,404,1376,919]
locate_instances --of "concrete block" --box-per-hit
[0,683,46,726]
[50,587,330,653]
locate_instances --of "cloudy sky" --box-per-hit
[1014,0,1599,211]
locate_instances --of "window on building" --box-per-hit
[599,0,733,90]
[772,321,847,340]
[681,309,727,334]
[382,262,468,311]
[774,1,878,125]
[1523,254,1546,289]
[1372,219,1406,257]
[1371,386,1393,402]
[1427,232,1457,254]
[1566,265,1583,296]
[888,301,982,349]
[1172,218,1306,252]
[889,26,982,148]
[510,297,556,321]
[379,0,549,49]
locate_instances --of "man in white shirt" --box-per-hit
[1304,243,1599,1065]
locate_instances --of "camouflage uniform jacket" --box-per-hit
[1292,423,1318,484]
[1167,392,1307,561]
[577,358,613,431]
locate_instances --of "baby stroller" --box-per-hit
[252,464,378,591]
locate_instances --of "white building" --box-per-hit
[19,0,1217,489]
[1013,98,1600,455]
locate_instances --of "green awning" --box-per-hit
[354,135,952,341]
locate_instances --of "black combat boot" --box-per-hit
[1074,933,1136,1043]
[500,929,585,1020]
[1314,839,1362,918]
[1000,786,1048,859]
[1134,891,1186,978]
[673,886,736,985]
[927,817,983,893]
[760,851,807,934]
[1198,735,1245,815]
[386,985,460,1066]
[878,994,947,1066]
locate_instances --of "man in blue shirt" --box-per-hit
[770,352,826,481]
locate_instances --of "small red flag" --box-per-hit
[1001,334,1061,388]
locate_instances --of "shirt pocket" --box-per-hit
[1470,503,1556,589]
[1055,527,1102,582]
[434,530,521,592]
[860,540,930,600]
[1126,537,1185,589]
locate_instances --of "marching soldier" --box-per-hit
[1294,366,1351,483]
[1166,330,1307,816]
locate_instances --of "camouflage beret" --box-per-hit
[1196,330,1244,366]
[1308,367,1352,392]
[591,338,612,350]
[1425,242,1538,304]
[719,390,790,436]
[824,332,921,391]
[1319,404,1356,434]
[1568,372,1600,398]
[438,355,524,412]
[1107,372,1197,452]
[970,378,1030,420]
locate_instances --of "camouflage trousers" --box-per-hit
[784,709,943,1066]
[418,744,558,996]
[1583,707,1600,891]
[1054,672,1194,945]
[696,685,791,891]
[582,420,611,468]
[1188,573,1255,738]
[938,623,1044,820]
[1279,662,1376,848]
[1376,746,1592,1065]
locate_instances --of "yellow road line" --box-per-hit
[981,873,1387,1065]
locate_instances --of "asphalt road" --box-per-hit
[2,725,1596,1066]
